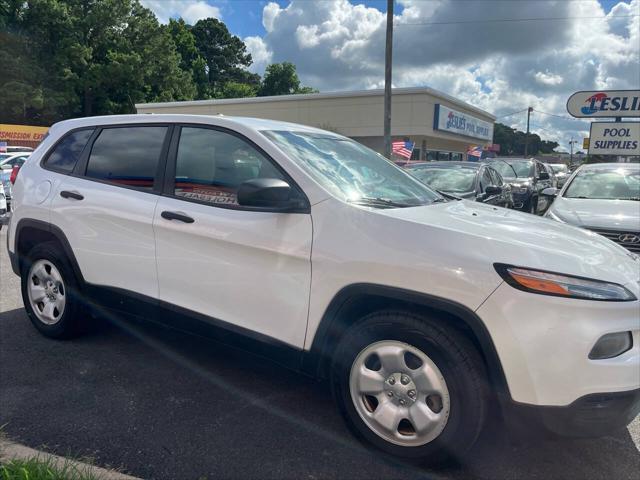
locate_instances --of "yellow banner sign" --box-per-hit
[583,137,590,149]
[0,124,49,143]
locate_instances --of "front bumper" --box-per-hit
[476,281,640,406]
[506,389,640,437]
[510,191,531,210]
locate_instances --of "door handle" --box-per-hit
[60,190,84,201]
[161,211,194,223]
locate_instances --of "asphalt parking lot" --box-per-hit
[1,229,639,479]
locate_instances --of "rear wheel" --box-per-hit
[21,242,85,338]
[331,311,489,462]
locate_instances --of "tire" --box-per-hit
[20,241,85,339]
[331,310,489,463]
[528,197,537,214]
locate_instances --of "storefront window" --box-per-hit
[410,148,421,161]
[451,152,463,161]
[437,152,451,161]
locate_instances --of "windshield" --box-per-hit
[489,161,517,179]
[564,168,639,200]
[263,130,443,207]
[503,160,534,178]
[408,166,476,193]
[549,164,568,174]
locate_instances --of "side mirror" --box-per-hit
[484,185,502,196]
[542,187,558,197]
[237,178,303,211]
[538,171,550,180]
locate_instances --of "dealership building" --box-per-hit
[136,87,496,161]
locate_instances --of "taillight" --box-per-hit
[10,165,20,184]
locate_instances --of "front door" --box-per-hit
[153,126,312,348]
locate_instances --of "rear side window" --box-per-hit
[85,126,167,190]
[45,129,94,173]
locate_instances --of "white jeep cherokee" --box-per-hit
[6,115,640,461]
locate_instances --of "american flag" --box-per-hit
[467,146,483,159]
[392,140,414,159]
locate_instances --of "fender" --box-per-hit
[302,283,511,400]
[12,218,85,285]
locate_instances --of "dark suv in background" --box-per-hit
[487,158,554,214]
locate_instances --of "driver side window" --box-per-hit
[174,127,285,206]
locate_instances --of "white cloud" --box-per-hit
[140,0,221,24]
[252,0,639,151]
[262,2,281,33]
[534,71,564,86]
[245,36,273,73]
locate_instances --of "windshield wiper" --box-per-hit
[435,190,460,201]
[348,197,415,208]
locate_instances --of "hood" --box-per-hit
[379,200,639,287]
[548,197,640,231]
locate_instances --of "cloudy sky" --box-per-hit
[141,0,640,152]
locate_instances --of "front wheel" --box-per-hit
[331,311,489,462]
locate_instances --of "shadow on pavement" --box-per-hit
[1,306,638,479]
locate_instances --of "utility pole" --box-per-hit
[569,137,576,165]
[523,106,533,158]
[383,0,393,159]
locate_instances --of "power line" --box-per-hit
[396,14,638,26]
[495,108,529,119]
[534,109,588,122]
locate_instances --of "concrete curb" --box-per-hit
[0,439,140,480]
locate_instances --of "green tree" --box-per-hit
[218,81,258,99]
[165,18,208,99]
[191,18,252,96]
[258,62,317,96]
[492,122,558,156]
[0,0,195,124]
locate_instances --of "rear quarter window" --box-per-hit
[44,129,94,173]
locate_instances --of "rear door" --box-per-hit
[153,125,312,348]
[48,124,171,299]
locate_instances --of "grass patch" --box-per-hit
[0,456,101,480]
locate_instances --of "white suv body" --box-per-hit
[0,182,7,217]
[6,115,640,460]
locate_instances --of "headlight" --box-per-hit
[546,210,565,223]
[495,264,636,301]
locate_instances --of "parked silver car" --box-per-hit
[544,163,640,254]
[548,163,570,188]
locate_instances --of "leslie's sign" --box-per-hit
[433,104,493,141]
[567,90,640,118]
[588,122,640,156]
